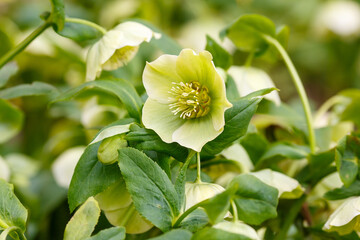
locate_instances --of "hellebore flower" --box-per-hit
[213,221,259,240]
[323,197,360,235]
[142,49,232,152]
[86,21,160,81]
[184,182,225,211]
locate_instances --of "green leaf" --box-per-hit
[229,174,278,225]
[192,227,252,240]
[205,35,232,70]
[57,22,102,46]
[200,187,234,225]
[131,19,182,55]
[0,82,59,100]
[118,147,179,231]
[86,227,125,240]
[0,179,28,232]
[178,209,209,232]
[50,0,65,31]
[255,143,309,169]
[68,142,121,212]
[0,99,23,144]
[147,229,192,240]
[325,180,360,200]
[53,79,143,121]
[202,98,261,156]
[223,14,276,54]
[239,132,269,165]
[276,25,290,49]
[335,136,358,187]
[0,62,18,88]
[125,126,188,162]
[64,197,100,240]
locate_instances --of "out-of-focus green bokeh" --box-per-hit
[0,0,360,239]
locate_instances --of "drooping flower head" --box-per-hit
[86,21,160,81]
[142,49,232,152]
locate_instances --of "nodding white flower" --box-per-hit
[315,0,360,38]
[86,21,160,81]
[184,182,225,211]
[142,49,232,152]
[323,197,360,235]
[213,221,260,240]
[227,66,280,105]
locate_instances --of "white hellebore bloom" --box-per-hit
[323,197,360,235]
[250,169,304,199]
[52,146,86,188]
[184,182,225,211]
[228,66,280,105]
[213,221,260,240]
[0,156,10,181]
[86,21,160,81]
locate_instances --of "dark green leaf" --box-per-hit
[118,148,179,231]
[205,35,232,70]
[229,174,278,225]
[52,79,143,121]
[57,22,102,46]
[125,127,188,162]
[86,227,125,240]
[239,132,268,165]
[68,142,121,212]
[0,82,59,100]
[0,99,23,144]
[325,180,360,200]
[335,136,358,187]
[223,14,276,54]
[192,227,252,240]
[226,74,241,101]
[179,209,209,232]
[0,179,28,232]
[202,98,261,156]
[147,229,192,240]
[50,0,65,31]
[0,62,18,88]
[64,197,100,240]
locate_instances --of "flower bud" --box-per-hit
[213,221,259,240]
[185,182,225,210]
[95,179,131,211]
[97,135,127,164]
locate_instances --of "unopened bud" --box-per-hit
[97,135,127,164]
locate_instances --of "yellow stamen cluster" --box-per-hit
[168,81,211,119]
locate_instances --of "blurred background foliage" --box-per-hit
[0,0,360,239]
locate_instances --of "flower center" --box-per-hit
[168,81,211,119]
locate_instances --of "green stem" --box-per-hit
[0,226,27,240]
[65,17,107,35]
[0,21,52,69]
[264,35,316,153]
[196,152,202,183]
[173,201,203,228]
[274,195,306,240]
[230,200,238,222]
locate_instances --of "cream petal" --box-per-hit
[210,103,231,131]
[143,54,183,103]
[113,21,155,46]
[172,115,221,152]
[142,99,185,143]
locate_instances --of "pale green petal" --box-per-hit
[185,182,225,210]
[95,179,132,211]
[250,169,304,199]
[213,221,259,240]
[142,99,185,143]
[0,156,10,181]
[113,21,156,46]
[143,55,183,103]
[221,144,254,173]
[210,103,229,131]
[172,115,221,152]
[228,66,281,105]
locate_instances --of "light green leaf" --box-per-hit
[0,82,59,100]
[58,22,102,46]
[229,174,278,225]
[64,197,100,240]
[90,124,131,145]
[202,98,261,156]
[147,229,192,240]
[50,0,65,31]
[86,227,125,240]
[192,227,252,240]
[0,99,23,144]
[335,136,358,187]
[53,79,143,121]
[0,62,18,88]
[68,142,121,212]
[0,179,28,232]
[223,14,276,54]
[118,147,179,231]
[205,35,232,70]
